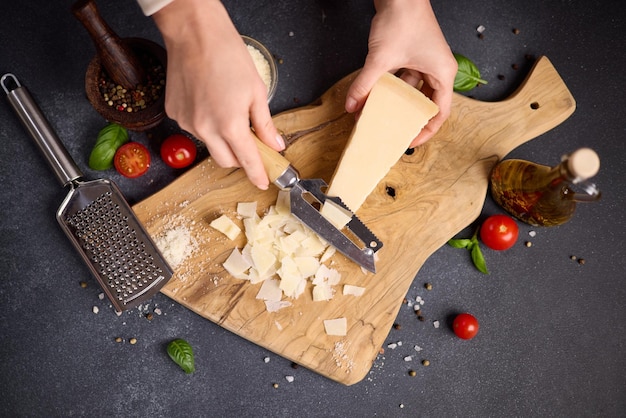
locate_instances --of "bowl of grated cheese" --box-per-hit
[242,35,278,103]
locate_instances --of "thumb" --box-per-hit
[345,64,388,114]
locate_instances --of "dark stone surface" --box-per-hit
[1,0,624,416]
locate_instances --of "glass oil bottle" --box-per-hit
[489,148,601,226]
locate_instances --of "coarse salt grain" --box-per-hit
[433,320,440,329]
[414,345,423,352]
[404,356,413,362]
[285,375,294,383]
[264,357,270,363]
[92,306,99,314]
[529,230,537,237]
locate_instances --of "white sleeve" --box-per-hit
[136,0,176,16]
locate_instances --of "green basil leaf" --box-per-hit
[448,238,472,249]
[470,244,489,274]
[167,338,195,374]
[453,53,488,92]
[88,123,129,170]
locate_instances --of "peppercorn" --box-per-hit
[498,74,506,80]
[424,283,433,291]
[578,258,586,265]
[146,313,154,321]
[393,323,401,330]
[512,28,520,35]
[291,362,299,369]
[512,63,519,70]
[422,359,430,367]
[408,370,417,377]
[80,281,87,288]
[525,241,532,247]
[272,383,279,389]
[115,337,122,343]
[570,255,577,261]
[129,338,137,345]
[417,315,425,322]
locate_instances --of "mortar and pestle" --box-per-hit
[72,0,167,131]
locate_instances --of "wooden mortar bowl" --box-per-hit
[84,38,167,131]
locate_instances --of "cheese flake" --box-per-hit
[210,214,241,241]
[324,317,348,336]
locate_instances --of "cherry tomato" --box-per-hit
[480,214,519,251]
[114,142,151,178]
[452,313,479,340]
[160,134,197,169]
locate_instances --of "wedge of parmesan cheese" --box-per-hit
[321,72,439,227]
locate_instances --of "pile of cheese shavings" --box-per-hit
[214,191,349,312]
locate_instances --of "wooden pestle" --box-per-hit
[72,0,145,90]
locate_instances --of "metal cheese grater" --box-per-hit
[2,73,173,312]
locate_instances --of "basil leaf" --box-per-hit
[470,244,489,274]
[88,123,129,170]
[453,53,488,92]
[448,238,472,249]
[167,338,195,374]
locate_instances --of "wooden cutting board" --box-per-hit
[132,56,575,385]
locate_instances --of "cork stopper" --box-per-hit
[567,148,600,183]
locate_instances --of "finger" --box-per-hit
[409,87,453,148]
[227,128,270,190]
[345,61,391,114]
[250,93,285,152]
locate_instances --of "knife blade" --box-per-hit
[254,135,382,272]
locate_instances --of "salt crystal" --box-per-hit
[433,320,440,328]
[98,293,105,300]
[404,356,413,362]
[92,306,99,314]
[387,343,398,350]
[529,230,537,237]
[414,345,422,352]
[154,308,162,315]
[477,25,486,34]
[264,357,270,363]
[285,375,295,383]
[397,341,403,347]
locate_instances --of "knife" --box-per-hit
[254,135,382,273]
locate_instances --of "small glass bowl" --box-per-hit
[242,35,278,103]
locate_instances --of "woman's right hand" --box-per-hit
[153,0,284,190]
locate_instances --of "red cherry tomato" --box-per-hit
[453,313,479,340]
[480,214,519,251]
[114,142,151,178]
[160,134,197,169]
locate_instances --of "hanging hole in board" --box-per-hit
[530,102,540,110]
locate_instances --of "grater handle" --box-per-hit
[2,73,83,186]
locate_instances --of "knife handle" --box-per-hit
[254,134,299,189]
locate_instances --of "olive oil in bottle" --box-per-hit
[490,148,601,226]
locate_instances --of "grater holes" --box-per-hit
[67,192,164,303]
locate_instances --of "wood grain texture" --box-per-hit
[132,56,575,385]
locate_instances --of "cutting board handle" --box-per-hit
[441,56,576,159]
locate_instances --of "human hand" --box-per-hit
[345,0,457,147]
[153,0,284,190]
